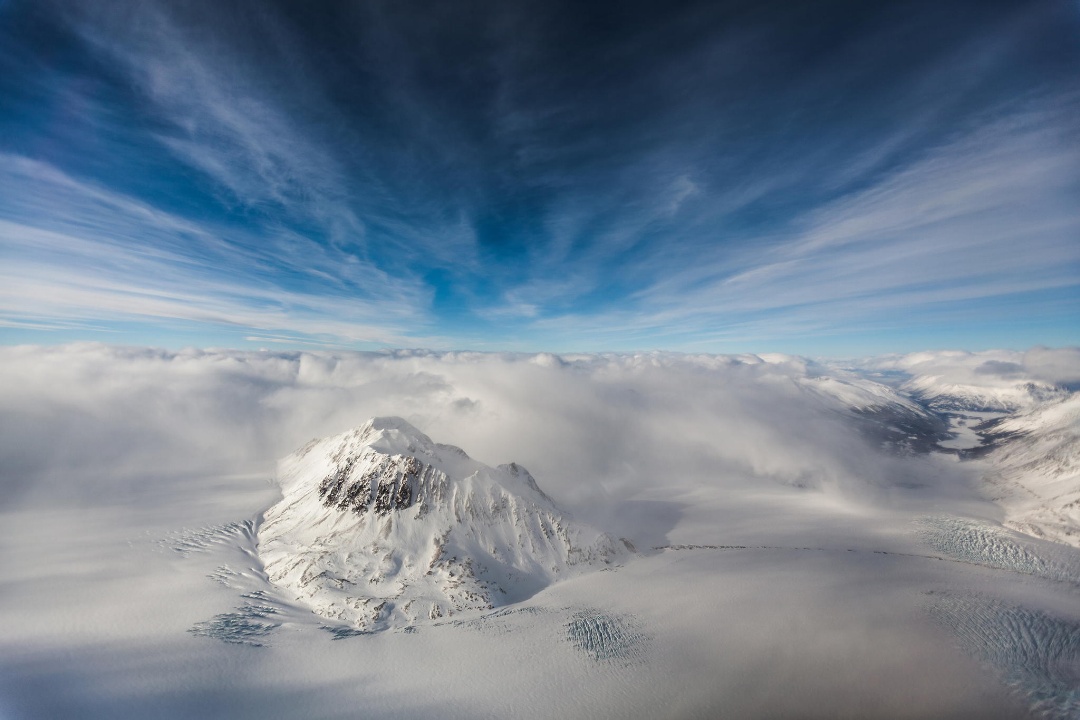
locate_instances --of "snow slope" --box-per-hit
[852,350,1080,547]
[981,394,1080,548]
[855,350,1071,412]
[258,417,628,629]
[795,371,949,453]
[903,374,1066,413]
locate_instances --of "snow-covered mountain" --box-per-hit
[258,417,630,630]
[852,350,1070,412]
[980,394,1080,548]
[851,351,1080,546]
[796,372,949,453]
[902,374,1067,413]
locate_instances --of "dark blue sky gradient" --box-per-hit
[1,0,1077,353]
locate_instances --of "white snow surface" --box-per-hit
[854,348,1076,411]
[903,374,1066,412]
[260,417,626,629]
[982,394,1080,548]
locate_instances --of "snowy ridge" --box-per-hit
[797,372,949,452]
[981,395,1080,548]
[258,417,628,630]
[850,349,1072,412]
[797,373,927,414]
[903,374,1067,413]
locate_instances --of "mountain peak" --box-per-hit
[259,419,628,630]
[352,415,438,455]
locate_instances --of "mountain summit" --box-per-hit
[258,417,629,629]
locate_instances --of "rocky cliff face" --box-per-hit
[258,417,629,630]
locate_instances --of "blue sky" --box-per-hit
[0,0,1077,355]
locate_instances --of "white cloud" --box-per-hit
[60,0,483,277]
[0,156,432,344]
[532,99,1080,345]
[72,4,348,219]
[0,344,974,519]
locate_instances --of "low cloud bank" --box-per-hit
[0,343,982,515]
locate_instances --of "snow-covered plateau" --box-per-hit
[1,345,1078,719]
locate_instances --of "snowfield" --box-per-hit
[1,345,1078,719]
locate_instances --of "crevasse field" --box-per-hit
[1,344,1078,719]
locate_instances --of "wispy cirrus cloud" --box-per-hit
[1,0,1077,352]
[523,97,1080,351]
[68,3,355,219]
[0,155,434,345]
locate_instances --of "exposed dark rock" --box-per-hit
[319,456,356,507]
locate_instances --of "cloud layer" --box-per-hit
[0,343,995,522]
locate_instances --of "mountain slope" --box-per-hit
[258,417,628,630]
[850,350,1070,412]
[980,395,1080,548]
[797,372,949,453]
[902,375,1067,413]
